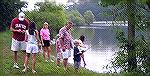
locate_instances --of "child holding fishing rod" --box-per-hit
[77,35,86,67]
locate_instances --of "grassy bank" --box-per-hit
[0,31,105,76]
[0,31,144,76]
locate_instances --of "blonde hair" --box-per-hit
[44,22,48,25]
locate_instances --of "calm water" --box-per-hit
[68,24,127,73]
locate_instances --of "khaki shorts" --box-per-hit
[11,38,27,51]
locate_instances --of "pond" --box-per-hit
[68,24,127,73]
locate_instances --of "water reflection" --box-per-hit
[68,25,122,73]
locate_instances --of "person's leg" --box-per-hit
[11,38,20,68]
[57,58,60,66]
[74,61,79,73]
[57,53,61,66]
[23,53,30,72]
[22,50,26,65]
[31,44,38,73]
[20,41,27,66]
[63,58,68,71]
[47,46,51,60]
[32,53,36,73]
[13,51,18,64]
[42,47,47,61]
[81,54,86,67]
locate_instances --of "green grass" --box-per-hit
[0,31,144,76]
[0,31,103,76]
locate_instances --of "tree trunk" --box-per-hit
[127,0,137,72]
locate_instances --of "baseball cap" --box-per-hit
[44,22,49,25]
[18,12,25,21]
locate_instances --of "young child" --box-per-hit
[61,46,69,71]
[78,35,86,67]
[55,34,61,67]
[73,40,82,73]
[22,22,40,74]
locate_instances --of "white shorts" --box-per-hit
[61,49,72,59]
[61,49,69,59]
[11,38,27,51]
[26,44,39,54]
[68,48,73,57]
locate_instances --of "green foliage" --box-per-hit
[67,10,86,26]
[100,0,122,7]
[83,10,95,25]
[101,0,150,74]
[78,0,100,3]
[25,2,67,38]
[0,0,26,31]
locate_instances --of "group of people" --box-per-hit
[10,12,86,74]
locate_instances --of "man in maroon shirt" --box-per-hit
[10,12,29,69]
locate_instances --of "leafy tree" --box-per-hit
[83,10,95,25]
[25,2,67,38]
[0,0,26,31]
[67,10,86,26]
[101,0,150,73]
[78,0,100,3]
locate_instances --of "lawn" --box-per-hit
[0,31,108,76]
[0,31,144,76]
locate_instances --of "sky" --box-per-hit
[21,0,68,11]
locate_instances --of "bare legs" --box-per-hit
[23,53,30,71]
[81,54,86,67]
[57,53,61,66]
[43,46,51,62]
[63,58,68,71]
[42,47,46,61]
[47,47,51,60]
[32,53,36,73]
[13,51,18,64]
[13,51,26,68]
[22,50,26,65]
[57,58,60,66]
[23,53,37,73]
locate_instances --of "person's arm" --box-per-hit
[25,30,28,42]
[40,36,44,46]
[59,29,65,51]
[40,29,44,46]
[59,37,65,51]
[35,30,41,44]
[10,19,21,33]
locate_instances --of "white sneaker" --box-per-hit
[45,60,48,62]
[24,64,29,69]
[22,68,27,72]
[57,65,60,68]
[51,60,54,62]
[13,64,19,69]
[32,70,37,74]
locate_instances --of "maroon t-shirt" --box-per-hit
[11,17,29,41]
